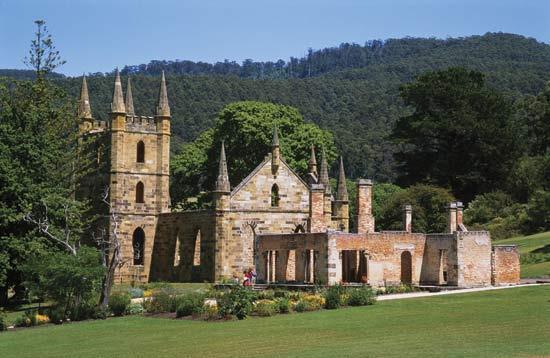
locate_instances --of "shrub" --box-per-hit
[35,314,50,325]
[288,291,302,302]
[302,294,324,309]
[144,288,176,313]
[252,300,277,317]
[218,286,255,320]
[0,309,7,331]
[46,306,66,324]
[69,301,96,321]
[347,287,377,306]
[175,292,206,318]
[275,297,290,314]
[14,315,32,328]
[126,303,144,315]
[128,287,144,299]
[109,292,131,316]
[273,290,290,299]
[257,290,275,300]
[203,304,219,321]
[323,285,345,309]
[92,305,110,320]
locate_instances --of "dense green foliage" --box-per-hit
[377,184,455,233]
[175,292,206,317]
[22,247,104,317]
[3,287,548,357]
[108,292,131,317]
[0,76,96,305]
[393,67,521,201]
[218,286,255,320]
[7,33,545,183]
[171,101,336,204]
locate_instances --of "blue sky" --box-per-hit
[1,0,549,76]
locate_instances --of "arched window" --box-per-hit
[135,181,144,203]
[173,234,180,267]
[271,184,280,207]
[132,228,145,265]
[193,229,201,266]
[136,141,145,163]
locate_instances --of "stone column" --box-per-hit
[456,201,464,230]
[275,250,289,282]
[295,249,306,282]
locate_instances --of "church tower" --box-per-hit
[108,70,171,283]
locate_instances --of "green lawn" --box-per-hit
[1,285,549,357]
[494,231,550,278]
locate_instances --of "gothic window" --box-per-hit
[174,234,181,267]
[136,181,144,203]
[271,184,280,207]
[132,228,145,265]
[136,140,145,163]
[193,229,201,266]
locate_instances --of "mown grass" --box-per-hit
[1,285,549,357]
[494,231,550,278]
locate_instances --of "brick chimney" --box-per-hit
[403,204,412,233]
[356,179,375,234]
[456,201,464,228]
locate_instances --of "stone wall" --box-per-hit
[492,245,520,285]
[223,156,310,280]
[150,211,216,282]
[456,231,492,287]
[423,234,457,285]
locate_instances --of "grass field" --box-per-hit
[494,231,550,278]
[1,285,549,357]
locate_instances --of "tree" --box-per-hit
[23,20,66,78]
[171,101,337,205]
[392,67,522,202]
[0,21,82,305]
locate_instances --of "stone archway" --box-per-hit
[400,251,412,284]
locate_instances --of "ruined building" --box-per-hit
[77,73,520,287]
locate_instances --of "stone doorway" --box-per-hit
[400,251,412,284]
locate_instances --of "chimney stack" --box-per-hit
[356,179,375,234]
[403,205,412,233]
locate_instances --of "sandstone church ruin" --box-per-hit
[77,71,520,287]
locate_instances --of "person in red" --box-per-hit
[243,270,252,286]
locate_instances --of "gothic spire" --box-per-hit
[308,144,317,176]
[319,147,330,193]
[78,75,92,119]
[156,71,170,117]
[110,69,126,113]
[215,141,230,192]
[336,156,349,201]
[125,77,135,115]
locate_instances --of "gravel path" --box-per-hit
[377,283,547,301]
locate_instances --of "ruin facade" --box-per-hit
[77,73,520,287]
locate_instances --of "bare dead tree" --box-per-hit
[96,186,131,307]
[24,200,80,256]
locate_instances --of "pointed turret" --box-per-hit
[308,145,318,177]
[215,141,230,193]
[156,71,170,117]
[78,75,93,119]
[125,77,135,115]
[336,156,349,202]
[319,148,330,193]
[271,126,280,175]
[110,69,126,114]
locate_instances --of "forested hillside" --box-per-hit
[4,32,550,180]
